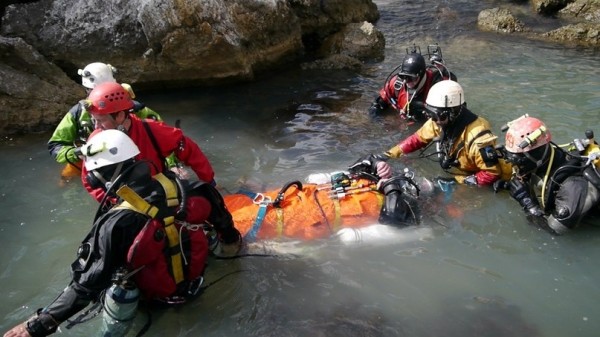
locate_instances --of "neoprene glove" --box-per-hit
[509,178,544,216]
[375,161,393,180]
[385,145,403,158]
[368,96,388,116]
[348,154,392,180]
[493,179,509,193]
[455,175,477,185]
[433,176,456,189]
[220,227,242,245]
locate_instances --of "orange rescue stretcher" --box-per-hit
[223,178,385,241]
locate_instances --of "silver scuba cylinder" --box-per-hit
[100,282,140,337]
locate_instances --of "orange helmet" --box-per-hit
[87,82,134,115]
[504,116,552,153]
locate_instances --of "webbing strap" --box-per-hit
[116,186,158,218]
[154,173,179,207]
[116,186,185,285]
[238,188,271,242]
[245,204,268,242]
[332,198,342,230]
[163,216,184,284]
[275,208,284,237]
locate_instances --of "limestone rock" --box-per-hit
[477,8,526,33]
[0,36,81,134]
[0,0,382,135]
[543,22,600,45]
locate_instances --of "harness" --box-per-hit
[436,109,492,175]
[237,175,384,241]
[240,181,304,241]
[115,173,188,285]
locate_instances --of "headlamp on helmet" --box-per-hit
[503,115,552,154]
[78,62,117,89]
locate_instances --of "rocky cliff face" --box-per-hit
[0,0,382,135]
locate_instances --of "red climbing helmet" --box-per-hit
[87,82,134,115]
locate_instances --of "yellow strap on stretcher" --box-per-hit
[332,198,342,230]
[275,208,284,237]
[116,183,185,285]
[376,192,384,208]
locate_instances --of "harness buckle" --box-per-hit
[252,193,272,206]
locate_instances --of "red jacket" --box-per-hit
[379,69,436,113]
[82,116,215,202]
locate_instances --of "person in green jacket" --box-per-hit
[48,62,162,177]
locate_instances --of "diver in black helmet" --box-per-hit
[368,44,457,122]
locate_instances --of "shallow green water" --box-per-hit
[1,1,600,336]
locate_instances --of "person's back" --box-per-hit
[3,129,241,337]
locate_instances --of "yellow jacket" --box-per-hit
[405,115,511,184]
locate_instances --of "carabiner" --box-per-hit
[252,193,272,206]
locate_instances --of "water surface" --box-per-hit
[1,1,600,336]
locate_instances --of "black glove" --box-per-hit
[492,179,509,193]
[348,154,390,180]
[348,154,378,174]
[368,96,388,116]
[407,100,425,116]
[509,178,543,216]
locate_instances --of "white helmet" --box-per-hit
[425,80,465,108]
[424,80,465,122]
[82,129,140,171]
[77,62,117,89]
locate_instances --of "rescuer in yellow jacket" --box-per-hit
[381,80,511,187]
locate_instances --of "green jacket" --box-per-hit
[48,101,161,164]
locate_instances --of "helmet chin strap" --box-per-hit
[94,162,125,190]
[525,143,550,168]
[116,113,132,132]
[407,75,426,94]
[516,143,553,179]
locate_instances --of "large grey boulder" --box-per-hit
[0,36,81,134]
[0,0,381,135]
[1,0,379,86]
[543,22,600,45]
[560,0,600,22]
